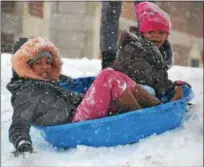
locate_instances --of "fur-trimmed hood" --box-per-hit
[12,37,63,81]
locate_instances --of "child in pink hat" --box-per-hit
[111,2,187,103]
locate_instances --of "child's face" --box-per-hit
[142,30,168,48]
[31,57,52,80]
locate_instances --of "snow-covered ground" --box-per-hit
[1,53,203,166]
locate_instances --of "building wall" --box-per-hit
[21,2,51,39]
[1,1,23,52]
[49,2,100,58]
[157,2,203,38]
[1,2,23,36]
[157,2,203,67]
[1,1,101,59]
[121,2,136,20]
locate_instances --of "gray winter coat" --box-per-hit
[7,75,84,149]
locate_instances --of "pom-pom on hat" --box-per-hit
[136,2,171,34]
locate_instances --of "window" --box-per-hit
[1,33,14,53]
[28,1,44,18]
[1,1,16,13]
[191,58,199,67]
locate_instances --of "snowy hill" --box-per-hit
[1,53,203,166]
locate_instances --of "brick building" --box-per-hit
[1,1,203,67]
[1,1,23,53]
[1,1,100,59]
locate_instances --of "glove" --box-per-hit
[101,50,116,69]
[13,140,33,157]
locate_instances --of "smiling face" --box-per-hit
[30,57,52,80]
[142,30,168,48]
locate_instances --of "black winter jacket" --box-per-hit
[112,26,174,96]
[7,75,84,149]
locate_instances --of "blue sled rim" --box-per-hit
[35,85,194,148]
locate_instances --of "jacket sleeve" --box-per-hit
[9,86,38,149]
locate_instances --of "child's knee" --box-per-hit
[116,71,136,91]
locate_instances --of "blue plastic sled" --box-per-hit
[35,77,194,148]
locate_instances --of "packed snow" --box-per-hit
[1,53,203,166]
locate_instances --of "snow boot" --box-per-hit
[171,85,183,101]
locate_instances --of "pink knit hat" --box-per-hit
[136,2,171,34]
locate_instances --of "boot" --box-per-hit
[133,84,162,108]
[171,85,183,101]
[115,87,141,113]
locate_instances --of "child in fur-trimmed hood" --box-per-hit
[7,37,84,156]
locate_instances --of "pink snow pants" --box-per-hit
[72,68,136,122]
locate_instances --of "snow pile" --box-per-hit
[1,53,203,166]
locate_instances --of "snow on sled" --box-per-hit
[35,77,195,149]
